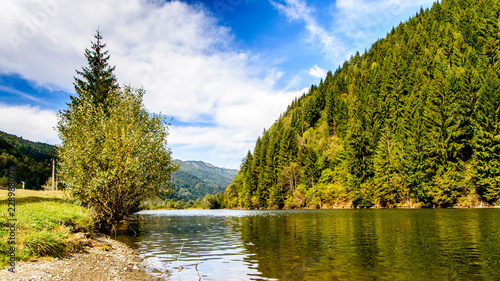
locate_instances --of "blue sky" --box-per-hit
[0,0,435,169]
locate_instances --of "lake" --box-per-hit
[115,209,500,280]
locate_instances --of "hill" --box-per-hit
[170,159,238,201]
[0,131,56,189]
[225,0,500,209]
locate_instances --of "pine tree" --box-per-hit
[59,34,176,232]
[72,30,119,108]
[373,126,401,207]
[472,70,500,204]
[225,0,500,208]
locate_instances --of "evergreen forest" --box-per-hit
[225,0,500,208]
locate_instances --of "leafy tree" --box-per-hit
[58,33,176,232]
[58,86,175,232]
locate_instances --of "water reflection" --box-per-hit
[115,209,500,280]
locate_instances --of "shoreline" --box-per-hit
[143,205,500,211]
[0,235,158,281]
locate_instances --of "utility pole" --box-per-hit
[52,158,55,191]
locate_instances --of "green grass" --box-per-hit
[0,190,94,268]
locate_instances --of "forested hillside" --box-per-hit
[170,160,238,201]
[225,0,500,209]
[0,131,56,189]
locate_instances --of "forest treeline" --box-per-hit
[225,0,500,208]
[0,131,56,189]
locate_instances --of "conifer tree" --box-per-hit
[226,0,500,208]
[72,30,119,108]
[59,33,176,232]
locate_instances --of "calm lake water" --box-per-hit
[115,209,500,280]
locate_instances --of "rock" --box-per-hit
[71,232,90,240]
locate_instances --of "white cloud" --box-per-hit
[308,65,327,78]
[0,103,58,144]
[0,0,436,168]
[270,0,347,62]
[0,0,301,168]
[0,85,49,105]
[335,0,433,16]
[271,0,435,66]
[332,0,435,51]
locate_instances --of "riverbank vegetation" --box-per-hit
[0,190,93,268]
[225,0,500,209]
[57,31,177,233]
[141,192,225,210]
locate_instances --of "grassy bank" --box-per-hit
[0,190,94,268]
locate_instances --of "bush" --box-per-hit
[58,87,176,233]
[201,193,225,209]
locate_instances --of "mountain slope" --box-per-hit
[225,0,500,209]
[170,159,238,201]
[0,131,56,163]
[0,131,56,189]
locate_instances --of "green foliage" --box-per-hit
[0,193,93,267]
[200,193,225,209]
[140,198,187,210]
[59,32,176,232]
[72,30,119,108]
[140,192,225,210]
[0,133,55,190]
[226,0,500,208]
[0,131,56,162]
[170,160,238,201]
[58,86,176,232]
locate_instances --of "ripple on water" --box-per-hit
[116,209,500,281]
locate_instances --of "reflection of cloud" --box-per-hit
[0,103,58,144]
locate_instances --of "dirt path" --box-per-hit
[0,235,163,280]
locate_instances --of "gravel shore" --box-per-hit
[0,235,162,280]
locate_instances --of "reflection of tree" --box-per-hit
[115,210,500,280]
[230,210,500,281]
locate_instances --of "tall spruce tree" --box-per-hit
[59,33,176,232]
[72,30,119,108]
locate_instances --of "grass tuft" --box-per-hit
[0,190,94,268]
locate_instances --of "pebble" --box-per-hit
[0,235,159,280]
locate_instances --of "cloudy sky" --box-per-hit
[0,0,435,169]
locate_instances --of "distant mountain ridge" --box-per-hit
[171,159,238,201]
[0,131,238,198]
[0,131,56,162]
